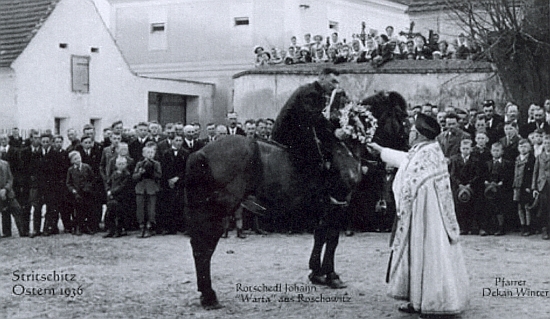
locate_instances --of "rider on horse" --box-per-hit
[271,68,351,289]
[271,68,348,175]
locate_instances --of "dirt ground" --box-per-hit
[1,229,549,319]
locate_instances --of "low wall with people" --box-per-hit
[232,60,506,120]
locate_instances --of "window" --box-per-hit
[329,21,339,30]
[90,118,101,135]
[149,9,167,51]
[151,23,165,33]
[149,25,167,50]
[54,118,61,135]
[234,17,249,26]
[71,55,90,93]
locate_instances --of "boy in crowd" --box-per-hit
[513,139,535,236]
[104,157,133,238]
[528,129,544,157]
[499,121,520,161]
[106,142,135,233]
[449,139,479,235]
[481,142,513,236]
[532,134,550,239]
[472,132,492,164]
[66,151,95,236]
[133,146,161,238]
[78,135,103,233]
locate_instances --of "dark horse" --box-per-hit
[185,91,408,309]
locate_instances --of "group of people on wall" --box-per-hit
[254,24,480,68]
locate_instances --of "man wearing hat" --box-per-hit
[368,113,469,317]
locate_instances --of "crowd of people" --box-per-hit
[2,95,550,241]
[0,114,276,240]
[406,98,550,240]
[254,24,481,68]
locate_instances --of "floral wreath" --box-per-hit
[325,89,378,144]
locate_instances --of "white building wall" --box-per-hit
[10,0,212,134]
[107,0,408,120]
[0,69,17,129]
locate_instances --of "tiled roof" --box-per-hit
[233,59,495,79]
[0,0,60,68]
[406,0,461,13]
[384,0,413,6]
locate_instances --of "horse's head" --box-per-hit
[327,141,361,203]
[360,91,408,122]
[360,91,410,151]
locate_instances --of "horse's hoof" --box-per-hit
[200,293,223,310]
[203,301,223,310]
[327,277,347,289]
[308,273,327,285]
[326,273,347,289]
[398,303,419,314]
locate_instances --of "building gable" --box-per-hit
[0,0,60,68]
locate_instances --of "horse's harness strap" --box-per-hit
[312,126,327,166]
[330,196,349,206]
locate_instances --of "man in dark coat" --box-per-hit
[159,135,189,234]
[39,134,68,236]
[129,122,151,161]
[271,67,348,289]
[449,139,480,234]
[483,100,504,145]
[226,113,246,136]
[436,113,471,160]
[520,108,550,138]
[19,131,43,237]
[0,134,24,237]
[182,125,205,154]
[8,128,23,149]
[76,135,104,233]
[271,68,342,172]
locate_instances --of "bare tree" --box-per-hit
[446,0,550,113]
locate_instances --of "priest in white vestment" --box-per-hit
[369,113,469,318]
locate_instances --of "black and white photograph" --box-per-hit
[1,0,550,318]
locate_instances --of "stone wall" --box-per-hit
[233,60,506,121]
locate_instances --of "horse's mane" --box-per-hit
[360,91,409,151]
[360,91,408,120]
[256,139,287,153]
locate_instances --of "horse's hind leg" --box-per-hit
[190,232,223,309]
[189,203,225,310]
